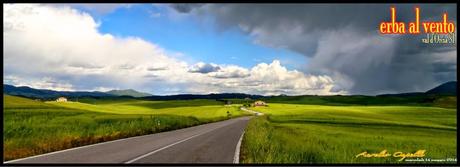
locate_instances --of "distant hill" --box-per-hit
[142,93,264,101]
[3,84,113,99]
[3,84,263,100]
[426,81,457,95]
[4,81,456,102]
[377,81,457,97]
[106,89,152,97]
[377,92,425,97]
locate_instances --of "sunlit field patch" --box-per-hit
[3,95,250,161]
[241,103,456,164]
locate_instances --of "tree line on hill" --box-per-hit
[3,81,456,108]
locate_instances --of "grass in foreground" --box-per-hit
[241,104,457,164]
[3,95,249,161]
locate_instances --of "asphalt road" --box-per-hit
[240,107,264,116]
[5,116,251,164]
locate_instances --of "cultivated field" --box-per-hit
[241,103,457,164]
[3,94,457,163]
[3,95,249,161]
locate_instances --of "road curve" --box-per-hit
[240,107,264,116]
[5,116,251,164]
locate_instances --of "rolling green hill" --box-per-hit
[241,104,457,164]
[105,89,152,97]
[3,94,250,161]
[260,94,456,109]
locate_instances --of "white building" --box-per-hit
[254,100,267,106]
[56,97,67,102]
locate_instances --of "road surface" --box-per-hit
[240,107,264,116]
[5,116,251,164]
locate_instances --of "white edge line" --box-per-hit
[5,117,244,164]
[124,124,225,164]
[4,131,152,164]
[124,132,202,163]
[4,118,233,164]
[233,130,245,164]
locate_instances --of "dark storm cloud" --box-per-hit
[171,4,457,95]
[188,63,221,74]
[147,67,168,71]
[210,71,250,79]
[171,4,455,33]
[211,74,249,79]
[170,4,204,13]
[432,62,456,73]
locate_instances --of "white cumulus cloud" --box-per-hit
[3,4,342,95]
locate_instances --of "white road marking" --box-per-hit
[124,123,229,164]
[5,117,246,164]
[4,131,152,163]
[233,130,245,164]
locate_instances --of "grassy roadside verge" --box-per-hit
[3,95,251,161]
[240,104,457,164]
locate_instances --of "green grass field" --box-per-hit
[261,95,457,109]
[3,95,250,161]
[241,103,457,164]
[3,94,457,163]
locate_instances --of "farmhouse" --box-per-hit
[254,100,267,106]
[56,97,67,102]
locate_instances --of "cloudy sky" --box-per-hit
[3,4,457,95]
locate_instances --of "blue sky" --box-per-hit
[79,4,307,70]
[4,4,455,95]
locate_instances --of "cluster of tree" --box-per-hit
[243,103,251,107]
